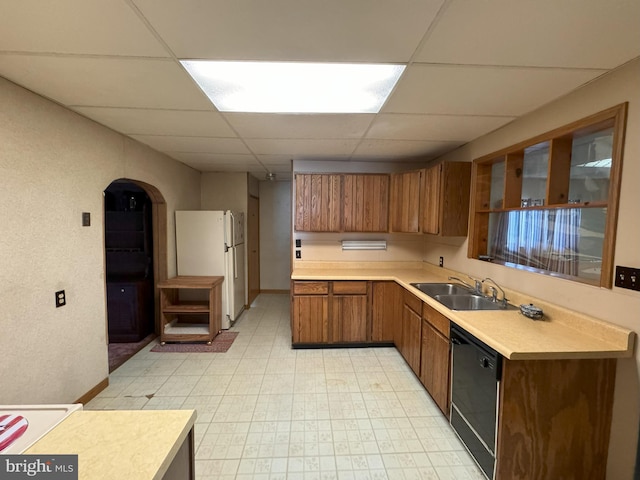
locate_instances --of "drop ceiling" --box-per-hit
[1,0,638,181]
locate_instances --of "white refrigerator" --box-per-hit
[175,210,246,329]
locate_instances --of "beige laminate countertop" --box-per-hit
[25,410,196,480]
[291,262,635,360]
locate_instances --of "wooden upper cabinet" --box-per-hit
[295,173,389,232]
[295,174,342,232]
[420,162,472,236]
[343,174,389,232]
[390,171,421,233]
[420,165,441,235]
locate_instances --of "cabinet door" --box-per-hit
[390,171,421,233]
[371,281,402,343]
[420,165,442,235]
[420,319,451,417]
[292,295,329,343]
[332,295,368,342]
[401,304,422,375]
[343,174,390,232]
[294,174,341,232]
[423,162,472,236]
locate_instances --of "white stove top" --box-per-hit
[0,404,83,454]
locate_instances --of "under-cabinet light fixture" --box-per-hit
[180,61,405,113]
[342,240,387,251]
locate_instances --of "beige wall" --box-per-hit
[431,58,640,479]
[259,181,292,290]
[200,172,249,213]
[0,77,201,404]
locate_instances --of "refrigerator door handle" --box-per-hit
[234,247,238,279]
[229,211,235,247]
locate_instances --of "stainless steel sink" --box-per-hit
[410,283,472,296]
[433,294,517,311]
[410,282,516,311]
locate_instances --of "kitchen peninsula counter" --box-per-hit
[291,261,634,360]
[25,409,196,480]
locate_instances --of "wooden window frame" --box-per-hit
[468,103,628,288]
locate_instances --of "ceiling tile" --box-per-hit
[131,136,250,154]
[0,55,212,110]
[416,0,640,69]
[367,114,515,142]
[245,138,359,156]
[353,139,462,159]
[225,113,374,139]
[168,152,257,165]
[72,107,236,137]
[256,155,293,167]
[132,0,445,62]
[0,0,168,57]
[384,64,607,116]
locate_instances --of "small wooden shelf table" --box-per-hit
[158,276,224,344]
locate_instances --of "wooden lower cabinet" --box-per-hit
[332,295,368,342]
[400,290,422,375]
[291,295,329,343]
[496,357,616,480]
[420,319,450,417]
[291,280,370,345]
[371,281,402,343]
[420,302,451,416]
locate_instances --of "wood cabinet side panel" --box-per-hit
[496,358,616,480]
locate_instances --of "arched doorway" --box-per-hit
[104,179,167,371]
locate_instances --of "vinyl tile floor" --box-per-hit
[86,294,485,480]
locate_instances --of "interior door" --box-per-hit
[247,195,260,305]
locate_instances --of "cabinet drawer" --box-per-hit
[293,281,329,295]
[422,303,450,338]
[403,289,422,314]
[333,281,368,295]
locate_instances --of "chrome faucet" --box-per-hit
[448,275,482,294]
[482,278,508,306]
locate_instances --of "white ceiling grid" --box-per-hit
[0,0,638,180]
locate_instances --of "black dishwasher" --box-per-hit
[450,324,502,480]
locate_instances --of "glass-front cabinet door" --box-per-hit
[469,104,626,287]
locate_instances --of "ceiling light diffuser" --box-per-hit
[181,61,405,113]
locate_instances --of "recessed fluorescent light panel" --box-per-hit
[180,61,405,113]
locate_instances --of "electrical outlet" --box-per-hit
[82,212,91,227]
[615,266,640,291]
[295,250,301,259]
[439,256,444,268]
[295,239,301,248]
[55,290,66,307]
